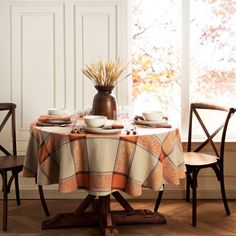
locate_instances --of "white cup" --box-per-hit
[48,108,68,116]
[142,111,163,122]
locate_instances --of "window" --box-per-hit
[132,0,181,125]
[190,0,236,106]
[132,0,236,138]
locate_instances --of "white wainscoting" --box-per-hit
[0,0,236,200]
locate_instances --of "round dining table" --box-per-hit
[23,120,185,235]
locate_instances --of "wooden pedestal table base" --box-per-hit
[42,192,166,235]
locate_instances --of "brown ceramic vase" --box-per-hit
[92,86,117,120]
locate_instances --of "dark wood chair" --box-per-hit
[154,103,235,226]
[0,103,49,231]
[0,103,25,230]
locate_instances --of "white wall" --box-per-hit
[0,0,236,200]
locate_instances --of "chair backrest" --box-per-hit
[0,103,17,156]
[187,103,235,162]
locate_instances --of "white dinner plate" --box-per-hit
[134,119,167,126]
[84,127,121,134]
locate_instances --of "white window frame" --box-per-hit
[180,0,190,138]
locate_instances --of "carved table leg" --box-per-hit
[99,195,118,236]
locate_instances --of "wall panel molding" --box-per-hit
[73,2,118,110]
[10,2,65,142]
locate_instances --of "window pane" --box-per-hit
[132,0,181,125]
[190,0,236,106]
[190,0,236,138]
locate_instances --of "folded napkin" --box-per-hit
[102,124,124,129]
[38,115,71,122]
[36,121,63,127]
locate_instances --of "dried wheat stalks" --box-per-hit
[82,58,130,86]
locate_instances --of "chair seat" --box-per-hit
[0,155,25,171]
[184,152,219,166]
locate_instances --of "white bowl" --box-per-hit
[48,108,68,116]
[83,115,107,128]
[142,111,163,122]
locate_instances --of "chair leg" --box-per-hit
[219,177,230,215]
[192,169,198,227]
[186,172,191,202]
[14,173,21,206]
[38,185,50,216]
[2,171,8,231]
[154,185,164,212]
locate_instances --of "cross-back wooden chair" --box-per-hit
[154,103,235,226]
[0,103,49,231]
[0,103,25,230]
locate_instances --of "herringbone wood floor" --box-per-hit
[0,199,236,235]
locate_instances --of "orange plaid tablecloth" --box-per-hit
[23,125,185,196]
